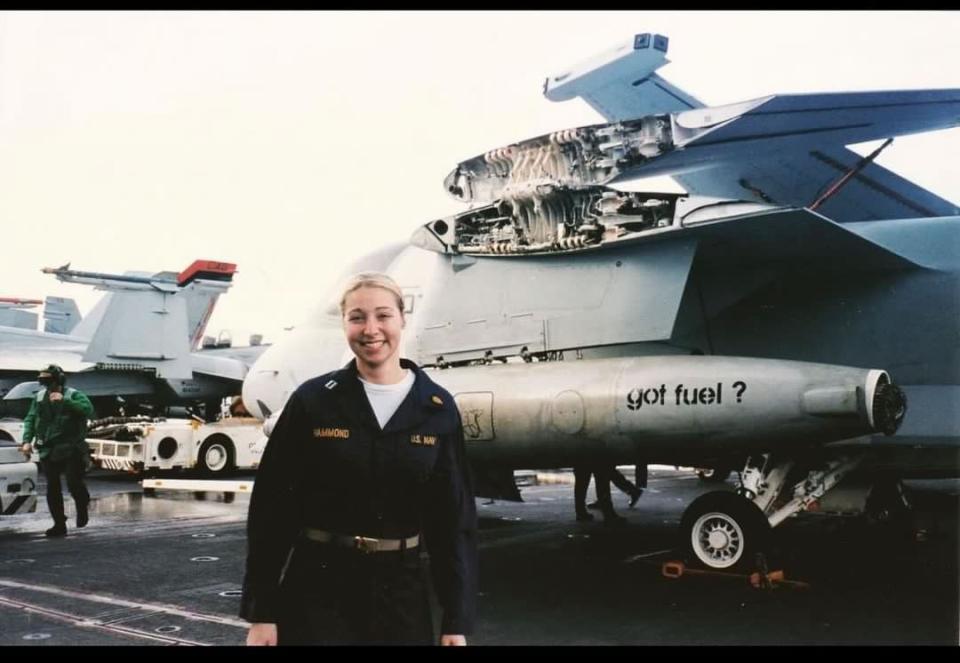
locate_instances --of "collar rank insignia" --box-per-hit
[430,395,443,406]
[325,380,338,390]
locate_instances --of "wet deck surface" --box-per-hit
[0,469,957,645]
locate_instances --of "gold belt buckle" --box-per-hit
[354,536,379,553]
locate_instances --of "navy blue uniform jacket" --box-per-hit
[240,358,478,634]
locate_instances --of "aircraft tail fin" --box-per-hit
[176,260,238,350]
[44,260,237,379]
[544,33,704,120]
[69,294,110,341]
[80,289,193,379]
[43,296,81,334]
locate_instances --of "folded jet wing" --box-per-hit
[543,33,701,118]
[541,33,960,222]
[447,91,960,211]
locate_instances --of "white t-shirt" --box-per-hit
[358,370,416,429]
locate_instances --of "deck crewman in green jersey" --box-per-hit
[21,364,95,537]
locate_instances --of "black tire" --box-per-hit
[197,436,234,476]
[680,491,771,572]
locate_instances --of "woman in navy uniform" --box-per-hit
[241,272,477,646]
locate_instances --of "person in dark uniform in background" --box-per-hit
[587,465,643,512]
[574,463,601,521]
[241,272,477,646]
[634,462,648,492]
[574,463,625,525]
[609,466,643,507]
[20,364,94,537]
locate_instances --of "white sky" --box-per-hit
[2,10,958,345]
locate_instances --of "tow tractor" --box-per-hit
[85,415,266,477]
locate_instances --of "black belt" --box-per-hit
[302,528,420,553]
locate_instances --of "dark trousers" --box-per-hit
[635,464,648,489]
[277,541,435,645]
[574,465,614,516]
[42,454,89,526]
[609,468,640,497]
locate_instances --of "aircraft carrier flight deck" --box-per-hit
[0,467,956,646]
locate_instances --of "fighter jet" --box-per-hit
[0,296,83,335]
[241,34,958,571]
[0,260,266,421]
[0,298,44,331]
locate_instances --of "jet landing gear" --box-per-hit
[680,491,770,572]
[679,453,866,572]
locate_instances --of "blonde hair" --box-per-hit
[338,272,405,317]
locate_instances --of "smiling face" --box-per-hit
[342,285,406,376]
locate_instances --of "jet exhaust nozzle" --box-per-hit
[872,379,907,436]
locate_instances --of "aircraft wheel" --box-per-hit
[198,437,234,476]
[680,491,770,572]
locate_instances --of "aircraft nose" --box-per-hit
[242,369,289,420]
